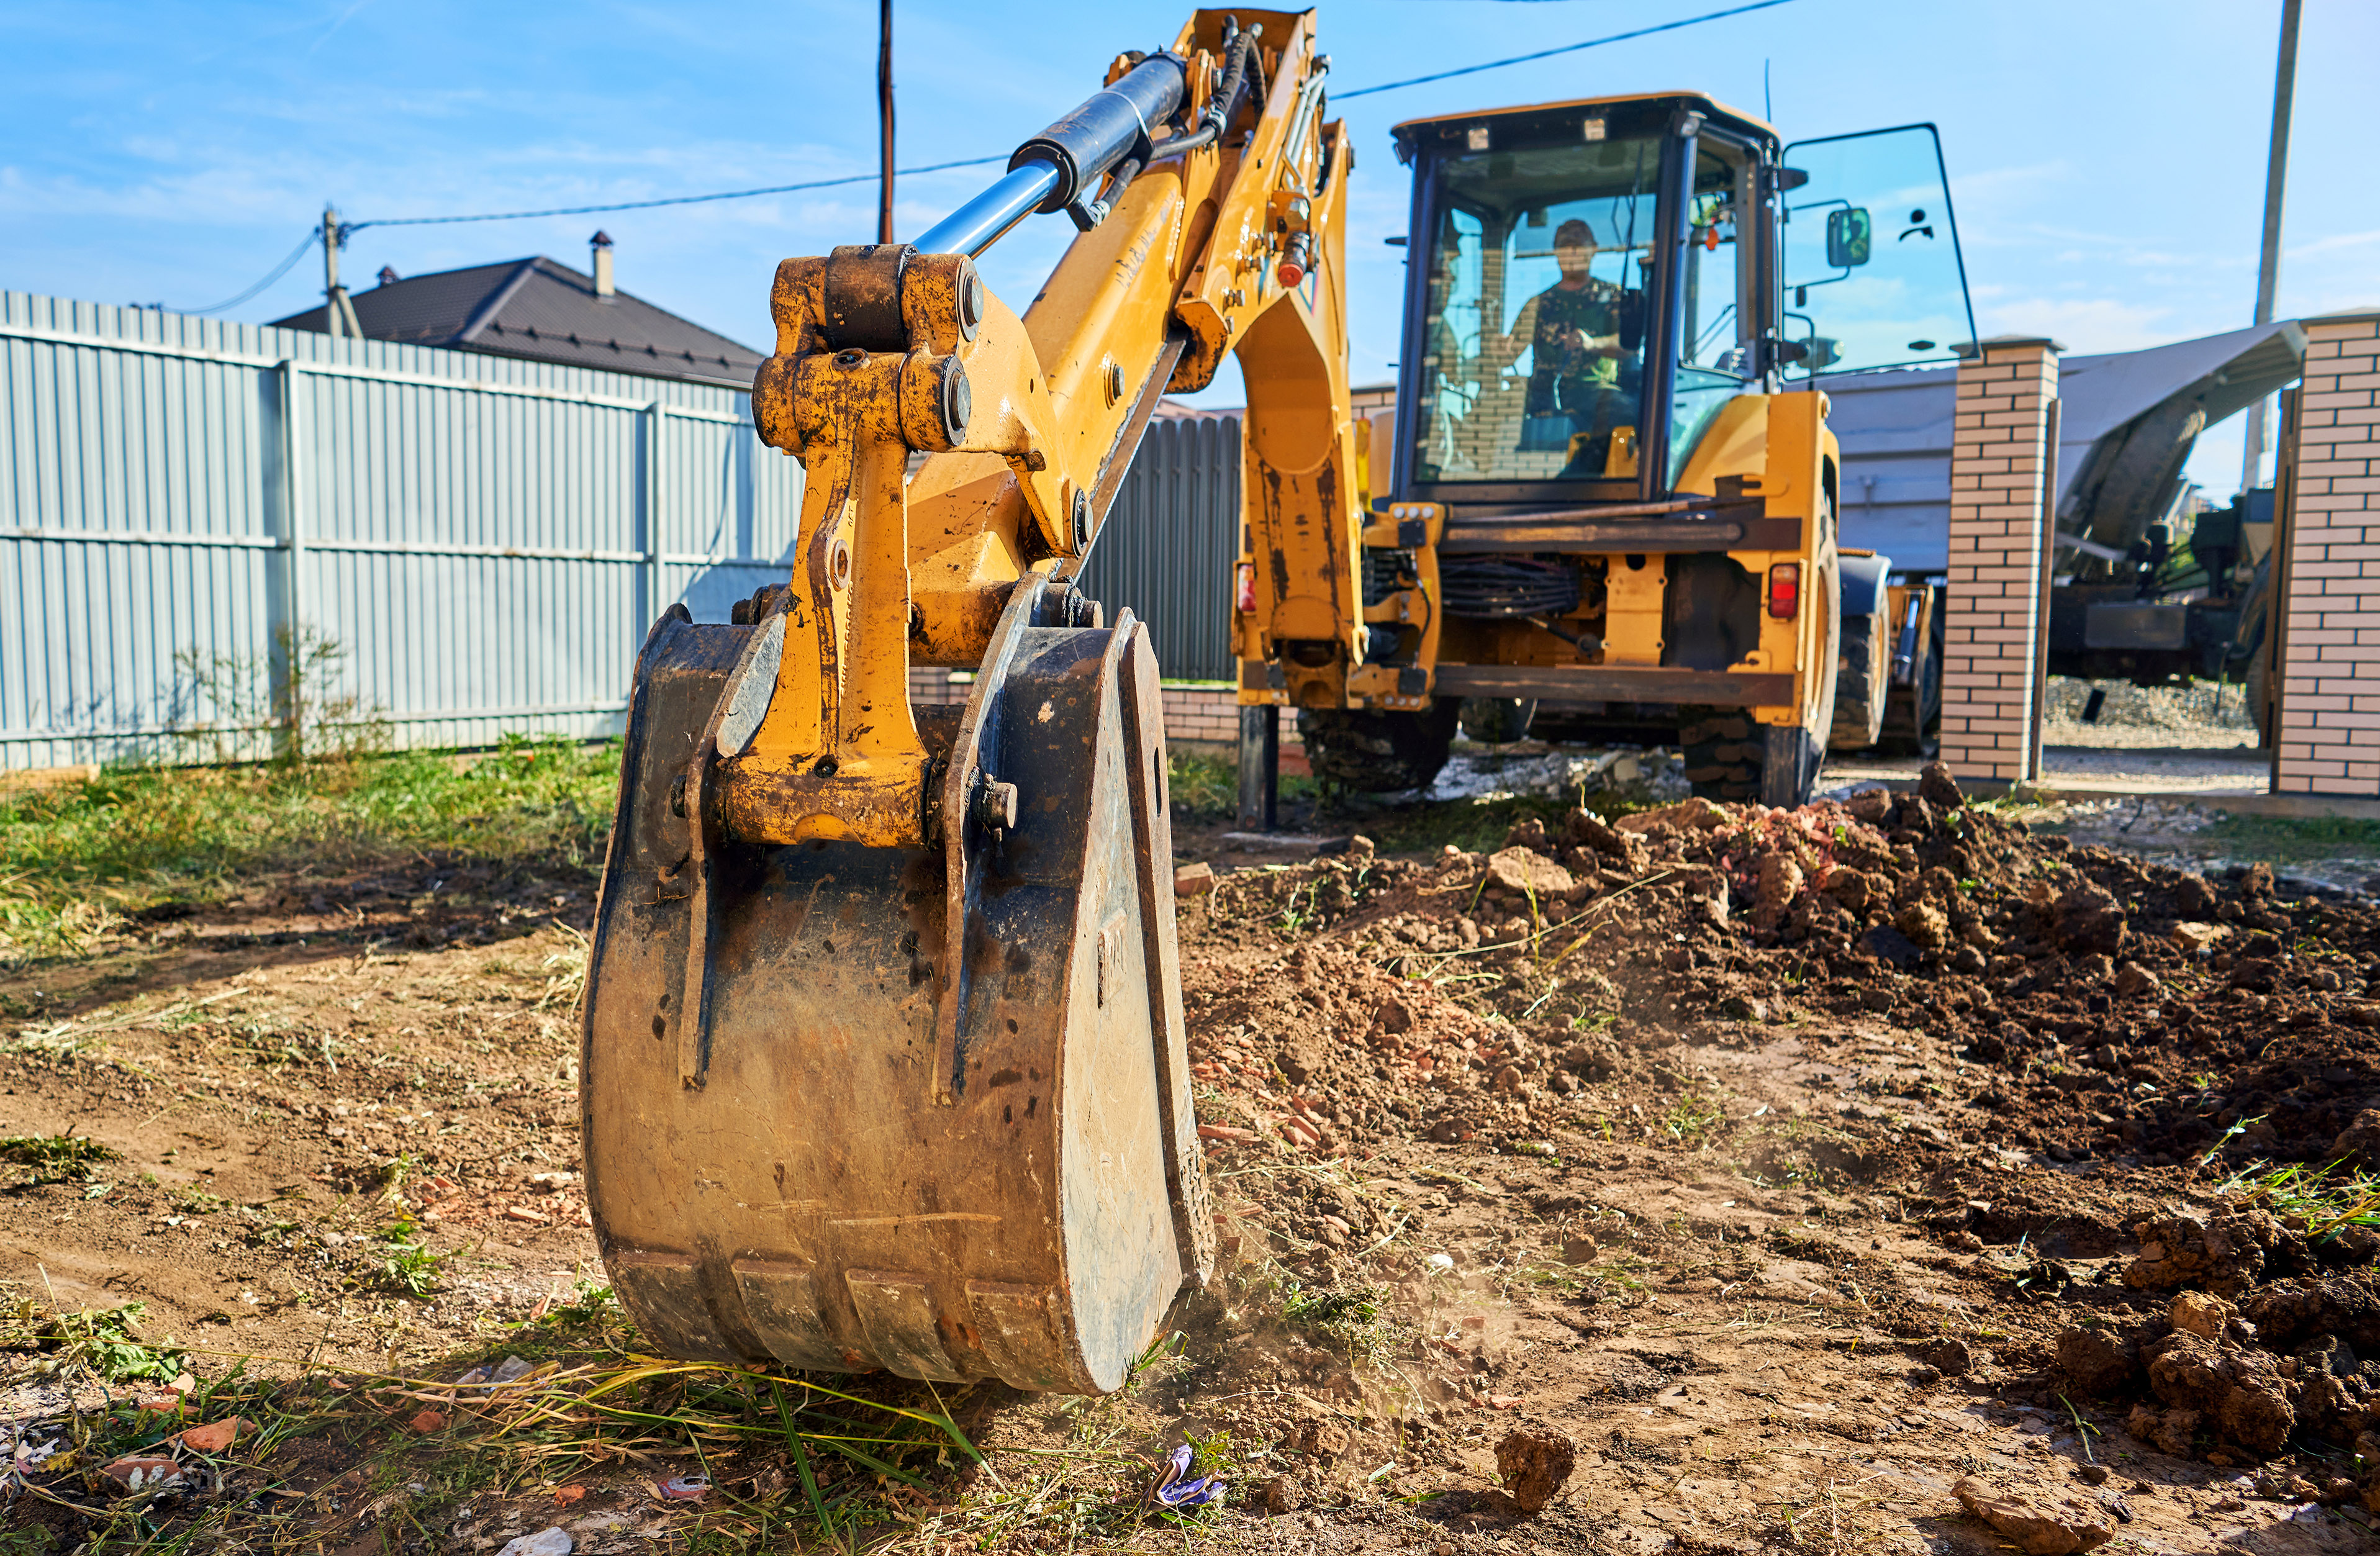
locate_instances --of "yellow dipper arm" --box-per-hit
[724,7,1352,851]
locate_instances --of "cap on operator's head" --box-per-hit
[1555,218,1597,249]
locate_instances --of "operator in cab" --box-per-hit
[1506,217,1637,476]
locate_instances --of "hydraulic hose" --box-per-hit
[1147,23,1263,161]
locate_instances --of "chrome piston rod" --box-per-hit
[914,162,1063,258]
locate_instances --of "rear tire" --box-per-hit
[1830,608,1889,750]
[1458,696,1537,744]
[1298,702,1462,792]
[1680,710,1763,800]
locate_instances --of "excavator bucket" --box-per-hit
[581,576,1213,1395]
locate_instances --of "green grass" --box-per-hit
[2197,812,2380,863]
[2,1299,189,1384]
[0,1133,119,1184]
[2220,1159,2380,1236]
[1168,750,1316,821]
[0,735,618,961]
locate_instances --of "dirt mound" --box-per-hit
[1184,763,2380,1177]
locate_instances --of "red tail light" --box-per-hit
[1236,562,1257,613]
[1767,563,1801,619]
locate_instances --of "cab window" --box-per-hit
[1411,134,1660,485]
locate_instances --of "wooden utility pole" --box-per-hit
[877,0,895,244]
[2240,0,2301,494]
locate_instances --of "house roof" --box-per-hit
[272,256,763,389]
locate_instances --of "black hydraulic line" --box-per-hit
[1148,24,1262,161]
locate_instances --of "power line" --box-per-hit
[192,0,1790,301]
[342,1,1792,227]
[1334,0,1797,99]
[178,226,323,314]
[345,155,1006,232]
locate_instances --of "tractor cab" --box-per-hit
[1387,93,1975,512]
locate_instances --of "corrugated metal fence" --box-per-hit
[1077,414,1241,684]
[1,291,1244,768]
[2,291,802,767]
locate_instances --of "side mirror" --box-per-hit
[1826,207,1872,269]
[1808,337,1839,370]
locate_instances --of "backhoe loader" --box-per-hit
[1243,101,1974,800]
[582,11,1345,1394]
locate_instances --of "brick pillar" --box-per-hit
[1939,335,2061,784]
[2275,307,2380,796]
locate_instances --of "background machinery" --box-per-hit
[1241,99,1977,800]
[581,11,1349,1392]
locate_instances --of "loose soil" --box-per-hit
[6,762,2380,1553]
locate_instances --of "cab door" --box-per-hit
[1780,124,1976,378]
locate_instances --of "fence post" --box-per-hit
[274,358,308,758]
[643,400,665,623]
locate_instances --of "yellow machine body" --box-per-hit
[582,11,1347,1392]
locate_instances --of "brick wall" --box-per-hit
[2275,308,2380,796]
[905,668,1301,756]
[1939,336,2060,784]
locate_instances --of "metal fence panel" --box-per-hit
[0,290,802,768]
[1,291,1246,769]
[1077,415,1241,682]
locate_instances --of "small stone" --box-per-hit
[1822,868,1873,911]
[2112,962,2161,1000]
[1953,1476,2113,1554]
[1174,862,1216,897]
[1483,847,1574,898]
[1896,901,1950,949]
[177,1417,246,1454]
[494,1530,575,1556]
[1919,761,1966,810]
[2169,1290,2235,1342]
[2077,1464,2110,1485]
[1495,1427,1577,1513]
[409,1409,448,1434]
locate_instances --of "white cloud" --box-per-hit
[2289,228,2380,259]
[1977,295,2177,354]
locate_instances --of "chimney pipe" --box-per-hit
[591,230,616,301]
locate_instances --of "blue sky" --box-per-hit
[6,0,2372,497]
